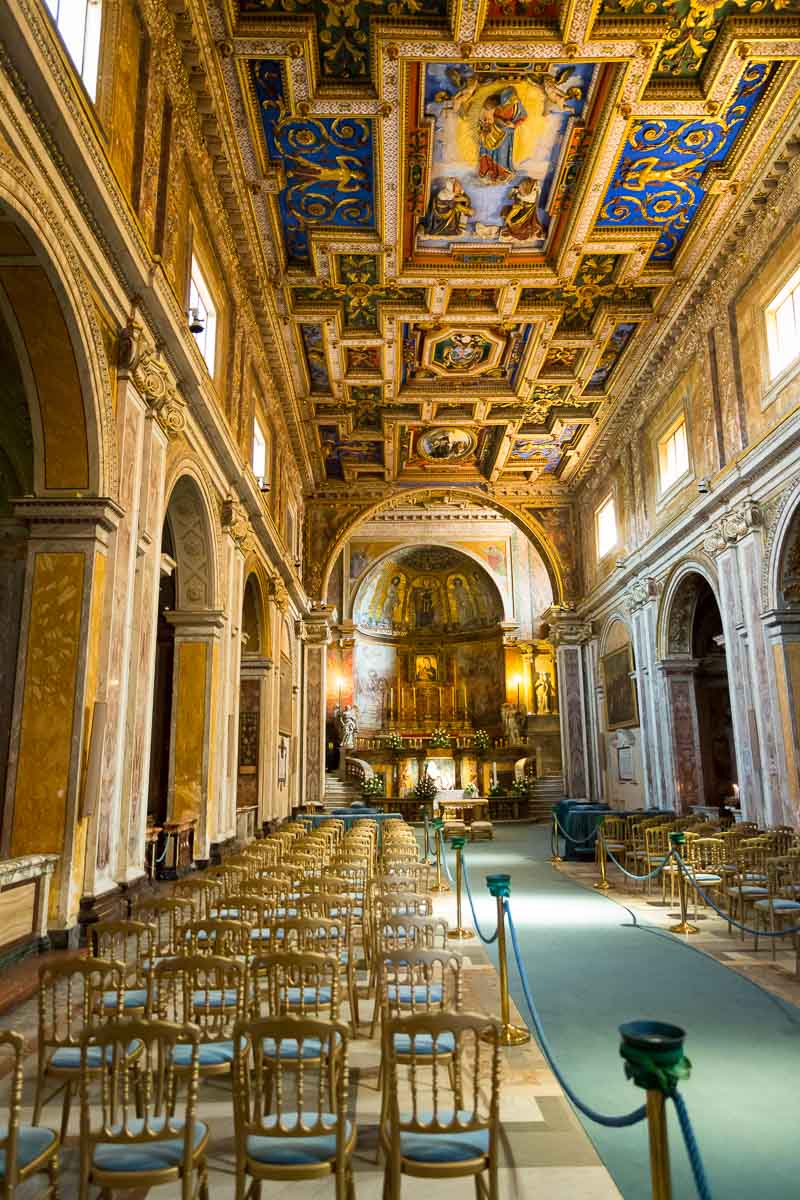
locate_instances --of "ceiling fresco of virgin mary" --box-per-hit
[218,0,799,508]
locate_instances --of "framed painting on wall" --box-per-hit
[415,653,438,682]
[602,644,638,730]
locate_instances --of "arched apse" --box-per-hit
[0,175,114,497]
[162,470,219,611]
[241,561,271,657]
[311,487,568,609]
[351,544,509,633]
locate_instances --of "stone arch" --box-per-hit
[0,157,116,497]
[241,557,271,656]
[599,612,635,659]
[766,476,800,611]
[315,487,566,608]
[162,467,219,610]
[657,559,720,660]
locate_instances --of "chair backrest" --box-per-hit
[38,958,125,1054]
[153,955,245,1040]
[0,1030,26,1191]
[376,891,433,919]
[179,918,252,959]
[249,950,341,1020]
[78,1018,201,1194]
[276,916,348,959]
[380,948,463,1019]
[379,914,449,953]
[89,919,156,985]
[172,877,224,919]
[688,837,725,870]
[233,1016,350,1158]
[602,815,626,845]
[382,1012,500,1143]
[135,897,195,956]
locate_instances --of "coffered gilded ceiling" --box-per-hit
[215,0,800,495]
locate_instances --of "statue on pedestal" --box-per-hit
[334,704,359,749]
[535,671,554,715]
[501,702,525,744]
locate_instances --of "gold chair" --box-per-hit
[136,896,196,961]
[89,918,157,1016]
[33,958,136,1141]
[0,1030,58,1199]
[753,856,800,961]
[172,877,224,921]
[277,917,359,1035]
[381,1012,500,1200]
[724,837,771,938]
[685,836,725,918]
[153,955,246,1082]
[232,1016,355,1200]
[77,1018,208,1200]
[179,917,253,965]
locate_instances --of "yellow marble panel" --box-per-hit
[12,552,85,913]
[0,882,36,948]
[0,266,89,490]
[774,641,800,811]
[172,641,208,823]
[70,551,106,912]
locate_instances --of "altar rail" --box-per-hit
[354,733,540,752]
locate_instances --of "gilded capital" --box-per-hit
[221,493,251,552]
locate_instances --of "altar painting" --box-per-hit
[414,62,597,254]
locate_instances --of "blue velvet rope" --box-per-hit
[503,898,647,1128]
[554,816,602,845]
[606,846,674,882]
[460,852,499,944]
[672,1089,712,1200]
[674,853,800,937]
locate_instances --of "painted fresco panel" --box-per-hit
[354,641,397,730]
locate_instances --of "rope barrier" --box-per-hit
[672,1089,712,1200]
[674,854,800,938]
[440,831,455,886]
[461,852,499,944]
[553,816,602,845]
[606,846,673,882]
[503,899,646,1128]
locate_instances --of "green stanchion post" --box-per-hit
[669,831,698,935]
[430,818,449,893]
[447,835,473,940]
[619,1020,691,1200]
[483,874,530,1046]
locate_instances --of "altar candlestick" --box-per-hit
[517,682,520,708]
[491,761,498,786]
[389,687,394,720]
[462,683,468,718]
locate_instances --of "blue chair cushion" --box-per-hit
[694,874,722,884]
[388,985,443,1005]
[172,1041,234,1068]
[286,986,333,1006]
[727,886,768,896]
[192,989,239,1009]
[393,1031,456,1056]
[211,908,240,919]
[100,989,149,1010]
[245,1113,351,1165]
[250,928,283,941]
[753,898,800,911]
[399,1112,489,1163]
[0,1125,57,1176]
[51,1041,142,1070]
[92,1117,207,1173]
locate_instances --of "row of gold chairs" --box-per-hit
[1,814,504,1199]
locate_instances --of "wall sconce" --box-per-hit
[188,307,205,335]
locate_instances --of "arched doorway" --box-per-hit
[237,571,270,839]
[147,472,219,869]
[661,569,737,813]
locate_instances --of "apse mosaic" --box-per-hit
[597,64,773,263]
[353,547,504,635]
[404,61,601,263]
[250,61,375,266]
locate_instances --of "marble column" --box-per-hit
[2,498,121,938]
[763,610,800,825]
[546,610,593,800]
[657,660,704,813]
[164,610,225,862]
[627,577,671,809]
[584,636,605,804]
[704,502,777,823]
[301,607,334,808]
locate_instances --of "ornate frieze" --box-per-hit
[221,493,252,552]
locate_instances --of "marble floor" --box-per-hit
[0,878,621,1199]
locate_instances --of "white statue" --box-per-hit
[501,702,525,744]
[334,704,359,749]
[535,671,553,715]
